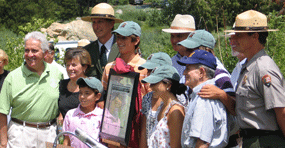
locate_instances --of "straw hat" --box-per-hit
[81,3,123,23]
[77,39,91,47]
[162,14,195,33]
[225,10,278,32]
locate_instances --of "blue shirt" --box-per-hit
[181,79,229,148]
[172,53,185,78]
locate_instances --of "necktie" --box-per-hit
[100,45,107,67]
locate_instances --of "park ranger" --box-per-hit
[225,10,285,147]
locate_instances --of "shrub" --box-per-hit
[0,27,24,71]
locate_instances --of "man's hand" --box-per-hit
[198,84,224,99]
[198,84,236,115]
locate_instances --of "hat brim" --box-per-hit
[224,29,279,33]
[112,29,132,37]
[141,75,163,84]
[177,58,199,66]
[138,62,158,70]
[178,39,200,49]
[162,28,194,33]
[81,16,124,23]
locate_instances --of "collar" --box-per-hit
[22,61,49,77]
[174,52,183,59]
[123,54,143,67]
[191,79,215,97]
[74,105,103,117]
[98,34,114,52]
[243,49,266,71]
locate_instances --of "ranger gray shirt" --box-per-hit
[236,49,285,130]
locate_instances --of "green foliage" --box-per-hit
[18,17,55,36]
[0,27,24,71]
[140,27,175,59]
[266,11,285,76]
[109,0,129,5]
[158,0,282,32]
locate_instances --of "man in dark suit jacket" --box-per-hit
[81,3,123,80]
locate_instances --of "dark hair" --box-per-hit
[78,83,99,95]
[162,78,187,96]
[64,47,92,75]
[48,43,55,51]
[248,32,268,45]
[130,34,140,53]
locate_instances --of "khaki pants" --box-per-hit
[7,120,57,148]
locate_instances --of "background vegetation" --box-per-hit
[0,0,284,76]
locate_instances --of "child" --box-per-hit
[62,77,104,148]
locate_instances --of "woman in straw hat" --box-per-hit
[225,10,285,148]
[82,3,123,80]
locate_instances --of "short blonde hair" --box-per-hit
[0,49,9,65]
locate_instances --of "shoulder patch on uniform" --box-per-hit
[262,74,271,87]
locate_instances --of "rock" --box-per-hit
[116,9,123,14]
[42,19,97,41]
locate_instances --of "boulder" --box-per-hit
[41,19,97,41]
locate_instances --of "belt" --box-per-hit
[240,129,283,138]
[11,118,56,128]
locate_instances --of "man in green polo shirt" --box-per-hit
[0,31,63,148]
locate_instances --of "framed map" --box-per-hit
[100,68,139,146]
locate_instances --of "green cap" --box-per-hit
[112,21,141,37]
[178,29,216,49]
[141,65,180,84]
[77,77,103,93]
[138,52,172,70]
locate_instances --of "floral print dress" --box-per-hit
[148,100,183,148]
[141,92,163,146]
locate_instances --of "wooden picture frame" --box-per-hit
[100,68,139,147]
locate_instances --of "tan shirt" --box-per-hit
[102,54,150,97]
[236,49,285,130]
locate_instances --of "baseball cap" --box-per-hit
[177,50,217,70]
[178,29,216,49]
[141,65,180,84]
[77,77,103,93]
[112,21,141,37]
[138,52,172,70]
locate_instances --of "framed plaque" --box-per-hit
[100,68,139,146]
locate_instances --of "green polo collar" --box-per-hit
[22,61,50,77]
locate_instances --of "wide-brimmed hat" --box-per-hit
[112,21,141,37]
[162,14,195,33]
[81,3,123,23]
[77,77,103,93]
[141,65,180,84]
[178,29,215,49]
[225,10,278,33]
[138,52,172,70]
[177,50,217,70]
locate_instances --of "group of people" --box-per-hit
[0,2,284,148]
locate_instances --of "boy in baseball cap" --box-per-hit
[62,77,104,148]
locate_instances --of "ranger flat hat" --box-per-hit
[81,3,123,23]
[225,10,278,32]
[162,14,195,33]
